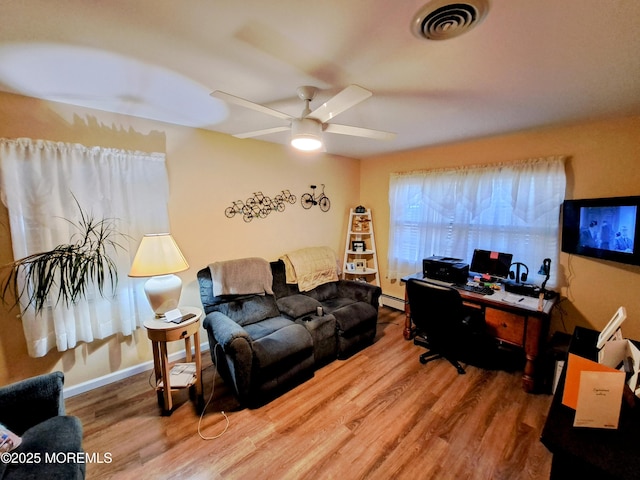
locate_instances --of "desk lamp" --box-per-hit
[538,258,551,291]
[128,233,189,318]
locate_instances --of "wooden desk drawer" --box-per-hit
[485,308,525,346]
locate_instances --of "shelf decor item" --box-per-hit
[352,240,366,252]
[0,197,123,315]
[353,216,371,232]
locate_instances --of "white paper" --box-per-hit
[163,308,182,322]
[159,363,196,388]
[498,292,540,310]
[573,370,625,429]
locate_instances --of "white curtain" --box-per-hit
[0,138,170,357]
[388,156,566,287]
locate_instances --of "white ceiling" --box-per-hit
[1,0,639,159]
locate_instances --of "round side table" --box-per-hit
[144,306,204,415]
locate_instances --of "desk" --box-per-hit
[401,273,556,392]
[541,327,640,479]
[144,306,204,414]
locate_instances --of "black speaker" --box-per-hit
[508,262,529,283]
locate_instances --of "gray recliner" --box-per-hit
[0,372,85,480]
[270,259,381,359]
[198,266,315,407]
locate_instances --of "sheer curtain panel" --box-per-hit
[388,156,566,287]
[0,138,170,357]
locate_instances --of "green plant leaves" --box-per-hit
[0,197,124,315]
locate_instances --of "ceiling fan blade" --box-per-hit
[211,90,293,120]
[233,126,290,139]
[308,85,373,123]
[324,123,396,140]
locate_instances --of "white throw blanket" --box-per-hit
[280,246,339,292]
[209,257,274,296]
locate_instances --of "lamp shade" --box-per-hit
[290,118,323,151]
[128,233,189,278]
[129,234,189,317]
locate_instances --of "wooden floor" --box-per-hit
[66,307,553,480]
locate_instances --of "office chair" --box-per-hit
[406,278,484,375]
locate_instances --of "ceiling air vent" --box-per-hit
[411,0,489,40]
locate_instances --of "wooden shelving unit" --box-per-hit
[343,208,379,286]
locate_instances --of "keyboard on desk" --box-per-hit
[453,282,494,296]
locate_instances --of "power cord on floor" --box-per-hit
[148,369,156,390]
[198,343,229,440]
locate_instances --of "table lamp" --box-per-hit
[128,233,189,318]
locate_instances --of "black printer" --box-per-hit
[422,256,469,284]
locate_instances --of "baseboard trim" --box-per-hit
[63,296,404,398]
[381,294,405,311]
[63,341,210,399]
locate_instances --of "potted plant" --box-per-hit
[0,198,123,315]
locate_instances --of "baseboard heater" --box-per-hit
[381,294,405,311]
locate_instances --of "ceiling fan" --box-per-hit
[210,85,396,151]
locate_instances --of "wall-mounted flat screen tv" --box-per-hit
[561,196,640,266]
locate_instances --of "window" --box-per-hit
[0,138,170,357]
[388,157,566,287]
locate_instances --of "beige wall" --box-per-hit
[1,90,639,389]
[361,115,640,340]
[0,92,360,387]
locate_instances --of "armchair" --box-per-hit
[0,372,85,479]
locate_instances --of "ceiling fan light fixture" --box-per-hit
[213,84,394,153]
[291,118,323,151]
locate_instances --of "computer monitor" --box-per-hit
[469,249,513,281]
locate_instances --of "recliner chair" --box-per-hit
[406,278,486,375]
[197,265,315,407]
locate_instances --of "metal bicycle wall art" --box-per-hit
[224,185,330,222]
[301,184,331,212]
[225,190,297,222]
